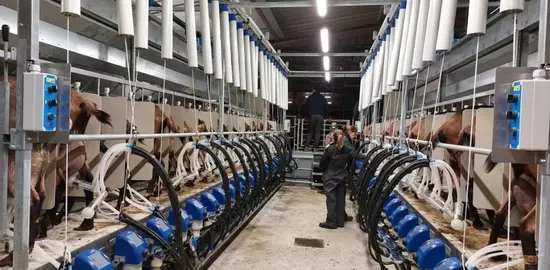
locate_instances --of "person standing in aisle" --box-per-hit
[304,88,329,151]
[318,129,355,229]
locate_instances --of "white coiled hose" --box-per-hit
[465,241,524,270]
[81,143,154,221]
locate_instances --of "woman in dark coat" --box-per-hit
[319,130,354,229]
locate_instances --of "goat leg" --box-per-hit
[520,207,537,270]
[75,164,95,231]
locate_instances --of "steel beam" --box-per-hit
[275,52,368,57]
[226,1,494,8]
[255,0,285,39]
[13,0,38,268]
[538,0,550,269]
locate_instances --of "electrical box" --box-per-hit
[491,67,544,164]
[23,72,60,131]
[507,79,550,150]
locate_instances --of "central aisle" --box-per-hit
[210,186,381,270]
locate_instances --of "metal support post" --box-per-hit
[372,101,379,138]
[218,80,225,136]
[0,25,9,238]
[13,0,40,268]
[399,82,408,145]
[538,2,550,269]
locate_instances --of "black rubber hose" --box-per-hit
[253,138,275,189]
[368,159,430,263]
[365,154,416,226]
[265,136,284,177]
[349,141,371,174]
[222,140,252,197]
[129,145,185,260]
[359,153,411,233]
[232,140,260,196]
[240,138,266,188]
[211,141,242,203]
[195,143,233,215]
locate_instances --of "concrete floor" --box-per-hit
[210,186,381,270]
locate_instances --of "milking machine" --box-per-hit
[351,142,464,269]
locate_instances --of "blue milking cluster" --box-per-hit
[349,144,462,269]
[70,135,292,269]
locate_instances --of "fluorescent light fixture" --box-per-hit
[316,0,327,17]
[325,72,331,82]
[323,56,330,71]
[327,101,332,105]
[320,27,329,53]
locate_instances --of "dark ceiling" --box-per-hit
[249,1,495,119]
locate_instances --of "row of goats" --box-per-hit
[358,108,537,269]
[0,75,287,268]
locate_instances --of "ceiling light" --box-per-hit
[316,0,327,17]
[320,27,329,53]
[325,72,331,82]
[323,56,330,71]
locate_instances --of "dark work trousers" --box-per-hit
[305,114,324,148]
[324,180,346,226]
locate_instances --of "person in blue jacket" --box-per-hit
[304,88,330,151]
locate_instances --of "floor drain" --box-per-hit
[294,237,325,248]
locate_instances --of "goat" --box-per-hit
[483,156,537,269]
[0,76,112,267]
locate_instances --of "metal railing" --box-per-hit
[384,136,492,156]
[298,119,350,149]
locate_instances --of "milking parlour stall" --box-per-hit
[353,0,550,269]
[4,0,550,269]
[0,0,292,269]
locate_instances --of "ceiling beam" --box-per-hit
[276,52,368,57]
[254,0,285,39]
[227,1,499,8]
[272,26,376,48]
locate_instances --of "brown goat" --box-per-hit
[0,76,112,267]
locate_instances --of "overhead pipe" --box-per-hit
[230,0,289,72]
[237,22,246,90]
[436,0,458,52]
[402,0,420,76]
[252,38,259,97]
[383,25,392,95]
[362,4,400,69]
[161,0,173,59]
[260,48,266,100]
[501,0,524,13]
[135,0,149,49]
[185,0,198,67]
[229,13,240,87]
[372,41,385,104]
[220,3,233,83]
[211,0,223,79]
[422,0,442,62]
[357,71,365,111]
[381,29,390,97]
[200,0,213,74]
[117,0,134,36]
[244,29,253,93]
[396,0,412,82]
[387,5,404,87]
[467,1,488,36]
[412,0,429,70]
[364,61,374,109]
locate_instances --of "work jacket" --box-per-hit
[319,144,353,191]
